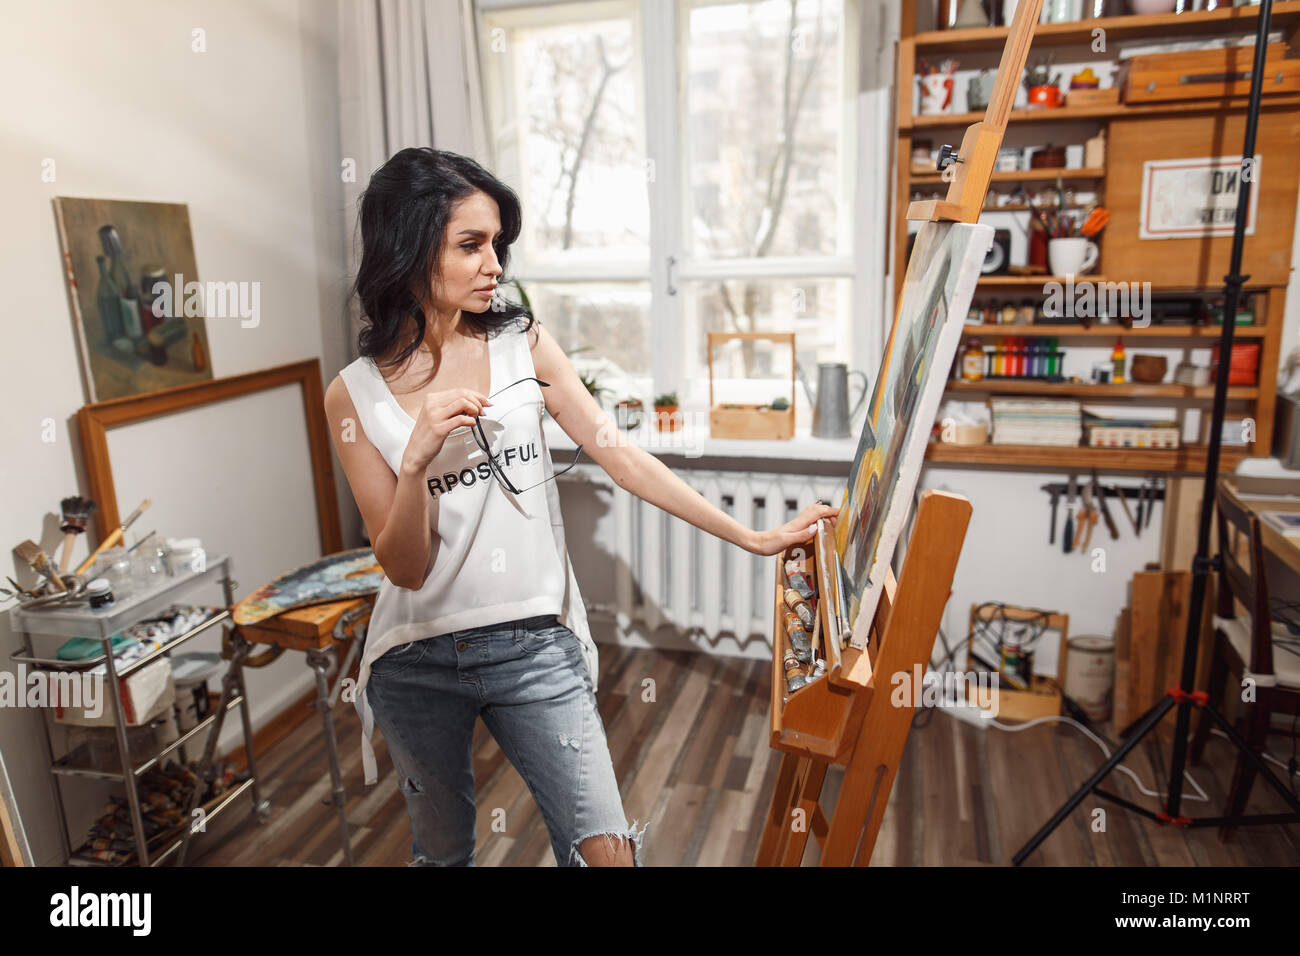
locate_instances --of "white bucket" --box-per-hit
[1065,635,1115,722]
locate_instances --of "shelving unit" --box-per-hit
[897,1,1299,474]
[9,555,269,866]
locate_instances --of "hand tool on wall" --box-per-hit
[1091,470,1118,540]
[1063,475,1077,553]
[1114,483,1139,536]
[1076,483,1098,552]
[1046,484,1061,544]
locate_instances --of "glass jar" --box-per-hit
[132,543,167,591]
[91,546,135,599]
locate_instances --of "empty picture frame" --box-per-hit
[75,361,342,574]
[835,220,993,649]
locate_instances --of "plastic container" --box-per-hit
[163,538,206,575]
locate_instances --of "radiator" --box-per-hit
[562,464,844,647]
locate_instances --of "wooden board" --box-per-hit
[1105,108,1300,288]
[1123,570,1215,739]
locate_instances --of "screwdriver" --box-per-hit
[1063,475,1077,553]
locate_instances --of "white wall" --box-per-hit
[0,0,347,865]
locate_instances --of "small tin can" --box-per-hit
[1000,633,1020,677]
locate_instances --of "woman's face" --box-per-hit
[432,190,503,316]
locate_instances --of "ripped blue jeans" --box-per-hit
[365,613,645,866]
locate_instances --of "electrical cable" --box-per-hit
[983,714,1211,803]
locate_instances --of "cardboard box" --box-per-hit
[52,657,175,727]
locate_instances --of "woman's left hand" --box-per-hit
[747,502,839,556]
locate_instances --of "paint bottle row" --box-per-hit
[959,337,1065,381]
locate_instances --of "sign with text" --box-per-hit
[1139,155,1260,240]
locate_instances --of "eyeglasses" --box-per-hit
[470,376,584,495]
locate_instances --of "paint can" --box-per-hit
[1065,635,1115,721]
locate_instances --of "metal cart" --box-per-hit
[9,554,270,865]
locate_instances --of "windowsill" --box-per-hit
[543,416,860,465]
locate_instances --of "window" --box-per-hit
[479,0,861,419]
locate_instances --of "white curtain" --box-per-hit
[337,0,491,358]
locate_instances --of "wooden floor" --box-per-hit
[190,643,1300,866]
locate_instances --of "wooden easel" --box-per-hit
[755,491,971,865]
[755,0,1043,866]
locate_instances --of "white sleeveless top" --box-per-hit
[338,316,597,785]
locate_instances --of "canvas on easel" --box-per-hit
[759,0,1044,868]
[834,220,991,648]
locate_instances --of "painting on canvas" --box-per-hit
[834,220,992,647]
[54,197,214,402]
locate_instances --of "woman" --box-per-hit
[325,147,837,867]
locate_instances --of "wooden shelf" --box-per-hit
[975,203,1091,212]
[910,166,1104,184]
[913,1,1300,53]
[945,380,1259,400]
[925,441,1252,473]
[906,96,1300,129]
[960,324,1267,339]
[896,1,1291,478]
[976,275,1104,286]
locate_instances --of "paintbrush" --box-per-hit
[76,498,151,577]
[15,540,67,591]
[127,529,157,553]
[58,495,98,573]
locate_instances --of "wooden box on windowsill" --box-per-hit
[708,331,796,441]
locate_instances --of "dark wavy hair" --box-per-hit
[350,147,533,381]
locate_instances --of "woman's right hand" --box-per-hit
[400,388,493,474]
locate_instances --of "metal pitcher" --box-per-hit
[797,362,869,439]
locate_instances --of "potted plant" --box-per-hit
[653,392,681,432]
[579,370,613,408]
[614,397,644,430]
[767,396,790,411]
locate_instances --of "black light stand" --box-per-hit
[1013,0,1300,864]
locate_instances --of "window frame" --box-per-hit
[475,0,883,416]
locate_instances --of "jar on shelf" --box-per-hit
[962,338,985,381]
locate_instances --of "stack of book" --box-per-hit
[990,398,1082,446]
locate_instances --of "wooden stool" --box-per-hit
[235,596,374,866]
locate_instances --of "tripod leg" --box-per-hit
[1013,693,1176,865]
[1189,639,1226,765]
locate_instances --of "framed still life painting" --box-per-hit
[54,197,214,402]
[834,220,993,649]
